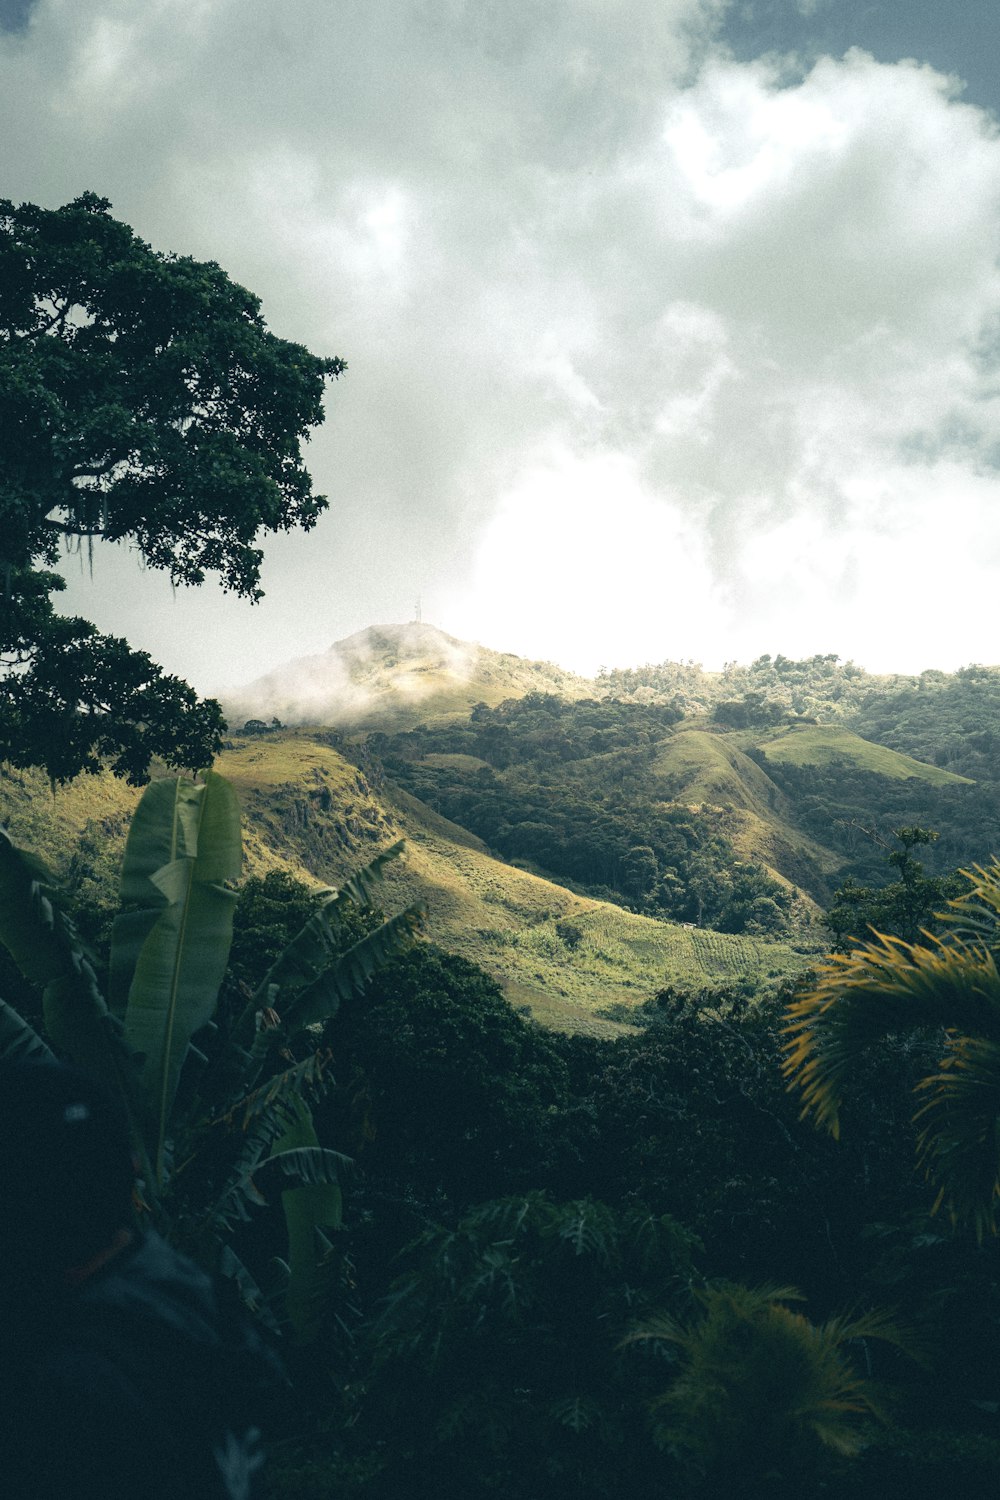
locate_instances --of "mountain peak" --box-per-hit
[223,622,593,729]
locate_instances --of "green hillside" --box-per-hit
[0,732,812,1036]
[374,784,809,1034]
[649,728,841,893]
[8,635,1000,1041]
[753,723,973,785]
[220,734,814,1035]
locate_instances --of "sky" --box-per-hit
[3,0,1000,690]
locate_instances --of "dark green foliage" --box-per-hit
[378,695,793,932]
[628,1283,917,1497]
[858,1215,1000,1434]
[0,781,423,1360]
[850,665,1000,781]
[0,193,344,782]
[712,692,791,728]
[310,953,995,1496]
[0,622,228,784]
[360,1192,698,1499]
[545,988,925,1297]
[825,828,966,949]
[841,1429,1000,1500]
[323,947,569,1206]
[221,869,380,1018]
[555,918,583,948]
[748,747,1000,882]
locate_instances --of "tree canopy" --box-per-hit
[0,193,345,782]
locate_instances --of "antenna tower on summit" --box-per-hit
[415,596,422,624]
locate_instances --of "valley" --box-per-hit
[8,621,1000,1036]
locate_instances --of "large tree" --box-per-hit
[0,192,345,782]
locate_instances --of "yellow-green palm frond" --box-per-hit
[914,1035,1000,1240]
[783,931,1000,1138]
[945,860,1000,953]
[628,1283,913,1472]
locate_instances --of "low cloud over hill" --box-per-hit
[223,621,593,730]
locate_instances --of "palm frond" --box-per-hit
[783,931,1000,1137]
[198,1109,305,1238]
[0,829,105,1015]
[213,1242,280,1330]
[243,842,408,1015]
[631,1282,910,1473]
[945,861,1000,956]
[334,839,407,909]
[914,1036,1000,1239]
[253,1144,352,1193]
[213,1050,335,1133]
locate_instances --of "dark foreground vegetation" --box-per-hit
[4,790,1000,1498]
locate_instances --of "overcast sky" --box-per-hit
[4,0,1000,688]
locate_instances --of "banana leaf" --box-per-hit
[119,773,242,1182]
[0,830,114,1071]
[280,903,425,1033]
[267,1099,345,1344]
[0,832,97,991]
[0,832,154,1186]
[233,841,410,1044]
[0,998,55,1066]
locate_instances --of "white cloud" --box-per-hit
[446,447,731,672]
[5,4,1000,683]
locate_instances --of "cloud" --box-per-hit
[0,0,35,34]
[5,4,1000,681]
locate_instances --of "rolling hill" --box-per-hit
[8,625,1000,1038]
[0,729,811,1038]
[751,723,974,785]
[222,622,594,731]
[648,727,841,894]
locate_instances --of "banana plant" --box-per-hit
[0,771,424,1338]
[112,772,242,1186]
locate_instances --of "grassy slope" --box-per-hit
[649,728,841,894]
[753,724,974,784]
[0,764,140,910]
[374,784,812,1035]
[0,733,814,1038]
[217,736,813,1036]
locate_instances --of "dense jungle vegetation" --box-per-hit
[4,797,1000,1499]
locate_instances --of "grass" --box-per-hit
[0,732,818,1038]
[754,724,973,785]
[649,729,842,896]
[421,752,493,773]
[0,764,140,911]
[376,781,816,1035]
